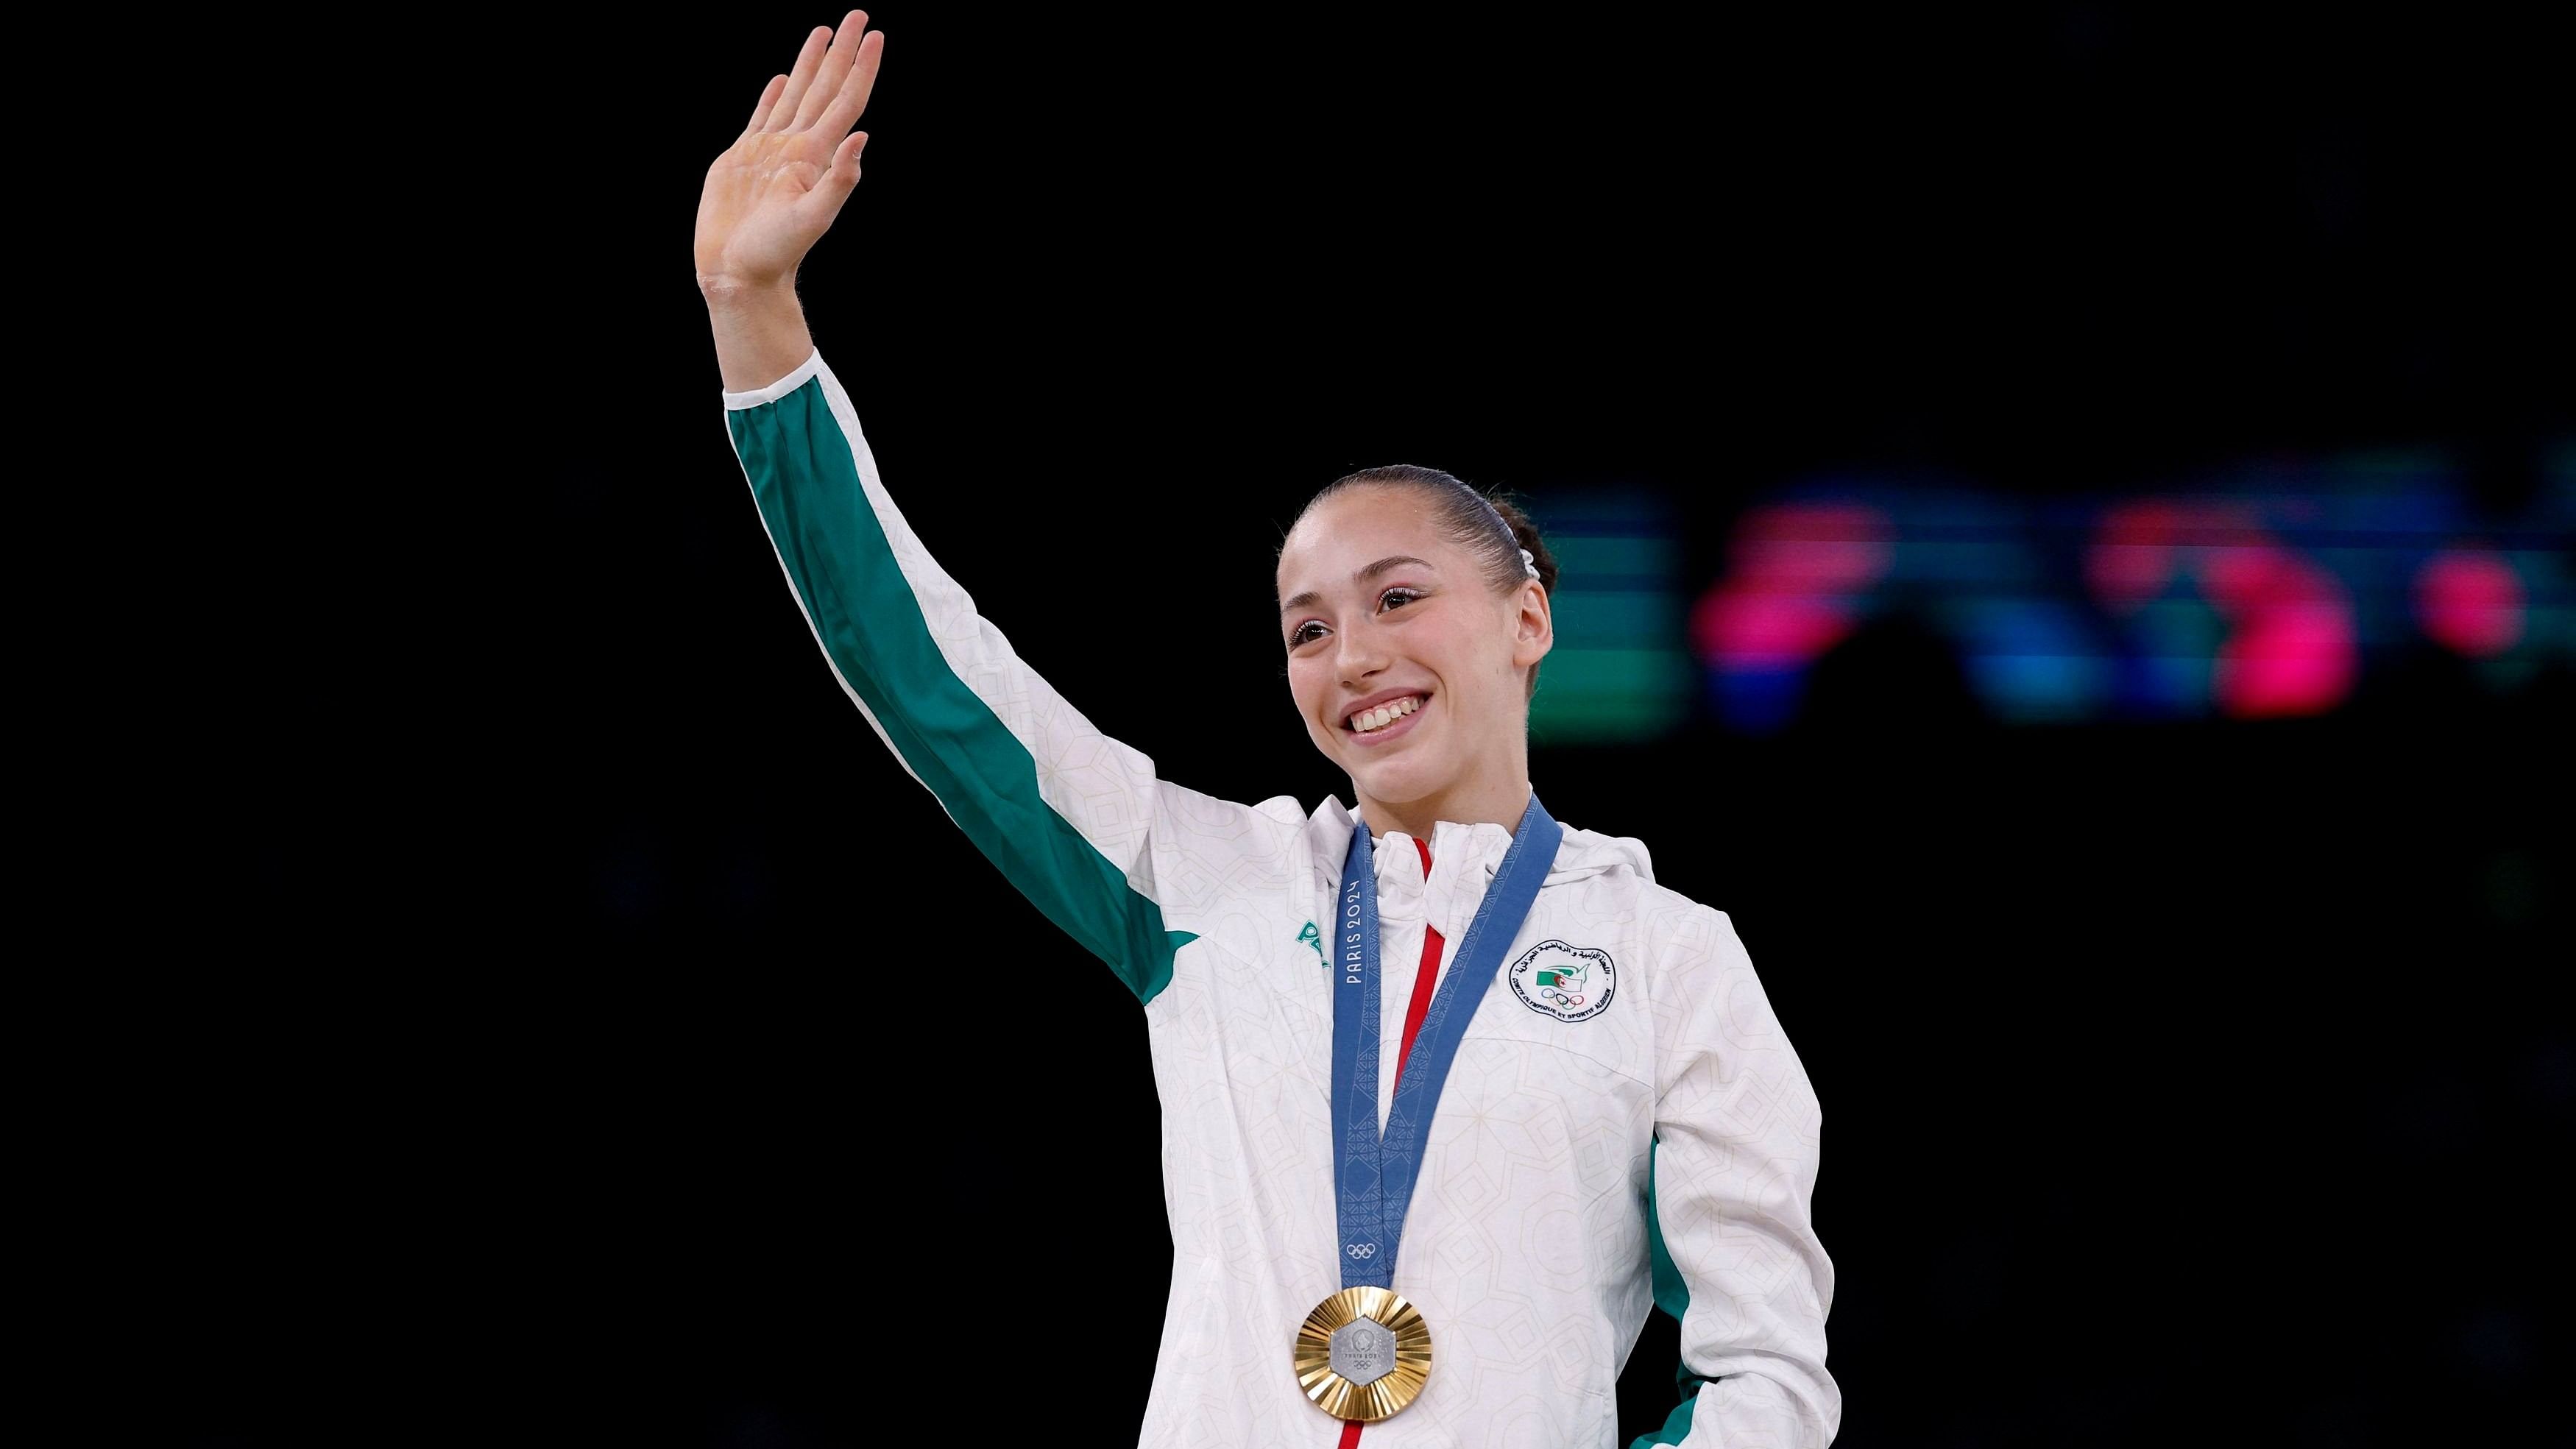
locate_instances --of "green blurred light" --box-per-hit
[1548,533,1680,579]
[1524,491,1694,745]
[1530,646,1694,743]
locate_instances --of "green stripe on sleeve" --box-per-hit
[1630,1136,1701,1449]
[729,379,1194,1003]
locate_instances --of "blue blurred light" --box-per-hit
[1947,599,2111,723]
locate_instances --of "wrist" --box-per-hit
[697,272,798,308]
[701,272,817,394]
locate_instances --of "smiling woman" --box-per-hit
[1278,472,1561,845]
[696,13,1836,1447]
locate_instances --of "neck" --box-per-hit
[1356,774,1533,845]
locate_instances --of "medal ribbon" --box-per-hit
[1331,795,1561,1290]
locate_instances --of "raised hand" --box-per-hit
[695,13,885,296]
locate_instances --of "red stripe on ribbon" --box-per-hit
[1392,835,1446,1091]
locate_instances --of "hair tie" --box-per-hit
[1519,547,1539,579]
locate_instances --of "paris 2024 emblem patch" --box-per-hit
[1507,940,1616,1022]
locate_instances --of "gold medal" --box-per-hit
[1292,1286,1433,1421]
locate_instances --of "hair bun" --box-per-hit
[1490,497,1558,595]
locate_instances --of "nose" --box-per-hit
[1334,616,1389,687]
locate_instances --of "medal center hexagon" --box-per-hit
[1328,1317,1398,1386]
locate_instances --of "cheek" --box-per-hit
[1285,658,1331,722]
[1421,617,1499,684]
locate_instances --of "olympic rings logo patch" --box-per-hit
[1345,1242,1377,1259]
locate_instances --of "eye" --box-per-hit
[1378,587,1424,613]
[1288,620,1329,648]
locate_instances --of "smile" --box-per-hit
[1345,693,1427,735]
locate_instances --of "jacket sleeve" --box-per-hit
[1632,906,1839,1448]
[722,352,1201,1003]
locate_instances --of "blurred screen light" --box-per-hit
[1949,598,2111,723]
[2204,539,2359,718]
[2415,548,2527,657]
[1526,491,1695,744]
[1691,503,1894,733]
[1679,441,2572,732]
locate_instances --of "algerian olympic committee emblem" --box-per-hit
[1507,940,1616,1022]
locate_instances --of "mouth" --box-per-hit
[1342,692,1430,745]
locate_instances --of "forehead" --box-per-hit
[1277,487,1462,582]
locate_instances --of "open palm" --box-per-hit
[695,13,886,291]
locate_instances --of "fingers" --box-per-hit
[762,25,832,131]
[791,10,871,132]
[813,29,885,141]
[741,74,788,138]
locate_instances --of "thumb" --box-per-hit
[798,131,869,229]
[821,130,869,194]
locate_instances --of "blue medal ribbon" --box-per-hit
[1331,795,1562,1289]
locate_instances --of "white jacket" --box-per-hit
[723,353,1838,1448]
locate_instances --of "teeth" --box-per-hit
[1349,696,1423,733]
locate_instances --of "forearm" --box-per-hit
[1649,908,1841,1446]
[722,355,1192,1002]
[701,276,814,392]
[1679,1369,1837,1447]
[1651,1119,1839,1448]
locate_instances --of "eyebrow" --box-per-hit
[1279,556,1437,616]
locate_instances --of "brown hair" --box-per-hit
[1294,465,1558,696]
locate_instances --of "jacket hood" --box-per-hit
[1548,823,1656,885]
[1302,795,1657,889]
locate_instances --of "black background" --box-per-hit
[132,5,2568,1446]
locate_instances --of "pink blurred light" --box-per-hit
[1728,503,1894,588]
[2415,548,2526,656]
[1692,504,1894,667]
[2201,541,2357,718]
[2215,603,2359,717]
[2086,500,2262,613]
[2086,500,2184,612]
[1693,590,1855,666]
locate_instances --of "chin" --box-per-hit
[1348,757,1450,810]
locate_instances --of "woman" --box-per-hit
[694,15,1836,1447]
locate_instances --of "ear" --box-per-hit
[1509,579,1554,672]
